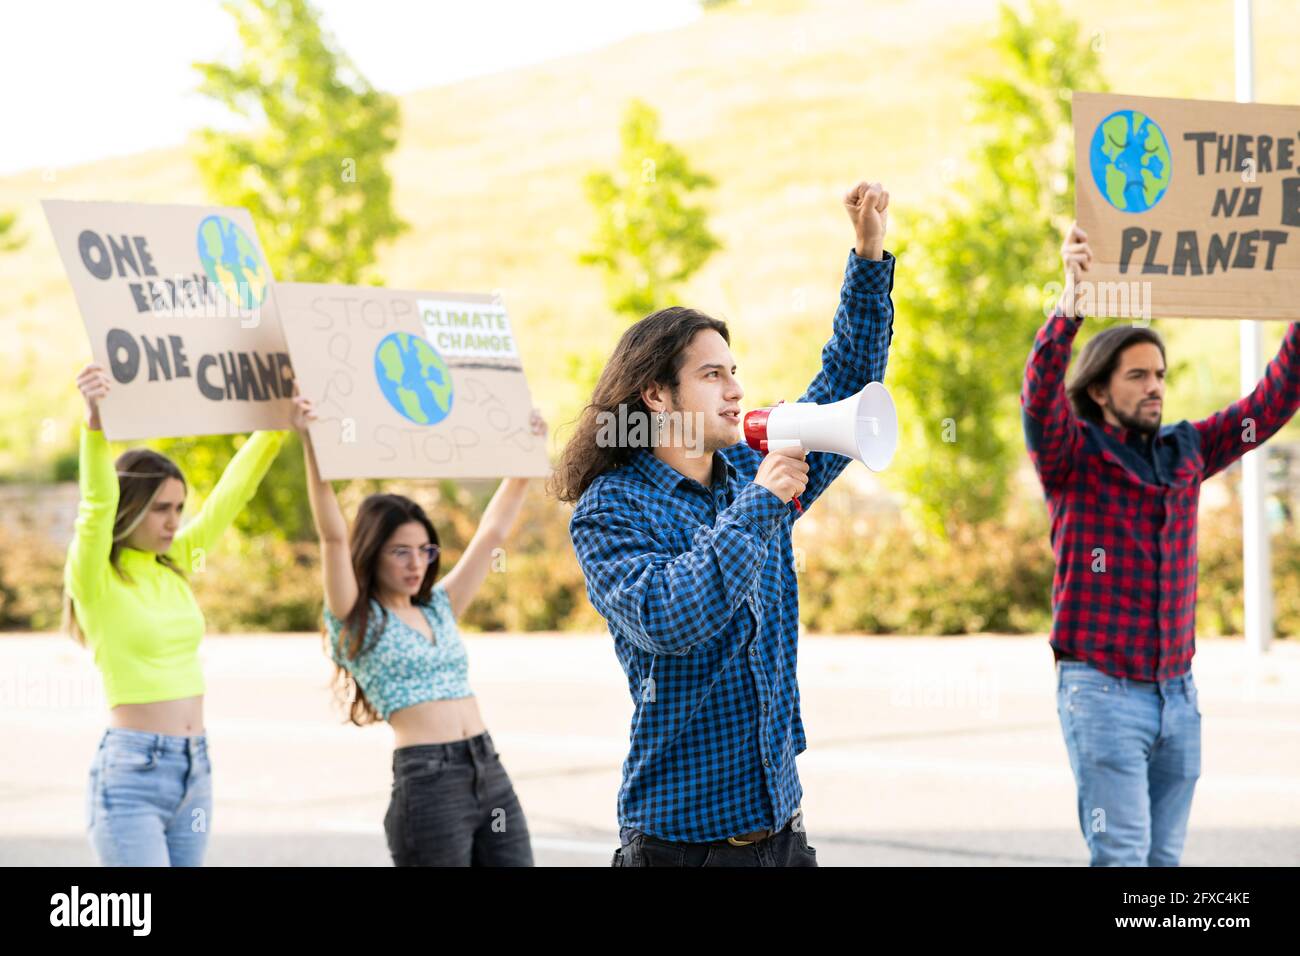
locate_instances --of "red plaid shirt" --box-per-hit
[1022,312,1300,681]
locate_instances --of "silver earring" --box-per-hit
[657,411,666,428]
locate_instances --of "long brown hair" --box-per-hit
[330,493,442,726]
[63,448,188,644]
[1065,326,1166,424]
[551,306,730,503]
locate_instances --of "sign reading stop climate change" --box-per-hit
[275,283,549,479]
[42,199,293,439]
[1074,91,1300,319]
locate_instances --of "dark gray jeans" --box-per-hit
[385,730,533,866]
[613,813,818,867]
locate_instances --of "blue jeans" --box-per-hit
[1056,660,1201,866]
[87,728,213,867]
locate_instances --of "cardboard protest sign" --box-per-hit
[1074,91,1300,320]
[42,199,293,439]
[275,283,550,479]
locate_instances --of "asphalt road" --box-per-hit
[2,632,1297,866]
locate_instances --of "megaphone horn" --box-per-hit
[742,382,899,511]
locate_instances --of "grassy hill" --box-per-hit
[3,0,1298,478]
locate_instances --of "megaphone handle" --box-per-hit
[758,445,802,512]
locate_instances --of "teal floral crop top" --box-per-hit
[322,584,473,720]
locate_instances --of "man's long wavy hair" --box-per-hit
[551,306,730,503]
[329,493,441,727]
[63,448,188,645]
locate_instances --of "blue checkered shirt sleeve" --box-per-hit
[792,249,896,510]
[570,481,788,656]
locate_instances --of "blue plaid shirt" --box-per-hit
[570,249,896,842]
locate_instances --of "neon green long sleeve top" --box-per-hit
[64,426,288,707]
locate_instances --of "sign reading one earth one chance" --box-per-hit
[1073,91,1300,320]
[42,199,294,439]
[275,283,550,480]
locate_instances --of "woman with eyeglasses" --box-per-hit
[291,389,545,866]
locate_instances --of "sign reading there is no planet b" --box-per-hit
[42,199,294,439]
[276,283,549,480]
[1074,91,1300,320]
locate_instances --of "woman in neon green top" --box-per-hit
[66,362,287,866]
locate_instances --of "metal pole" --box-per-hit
[1235,0,1272,655]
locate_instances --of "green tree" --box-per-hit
[0,211,23,252]
[887,0,1106,537]
[192,0,406,284]
[163,0,407,542]
[579,99,721,321]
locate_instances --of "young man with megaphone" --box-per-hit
[553,180,898,867]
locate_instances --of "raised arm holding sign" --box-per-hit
[63,362,287,867]
[290,386,546,867]
[1023,218,1300,867]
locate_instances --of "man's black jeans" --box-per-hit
[612,814,818,867]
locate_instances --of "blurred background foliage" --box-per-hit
[5,482,1300,636]
[2,0,1297,636]
[579,98,722,322]
[0,210,22,252]
[150,0,409,549]
[887,0,1105,536]
[565,97,723,401]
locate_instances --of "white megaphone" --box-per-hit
[742,381,898,513]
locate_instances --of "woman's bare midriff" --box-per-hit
[109,696,205,737]
[388,696,487,748]
[108,696,486,746]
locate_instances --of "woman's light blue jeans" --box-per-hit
[1056,660,1201,867]
[87,728,213,867]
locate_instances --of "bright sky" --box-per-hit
[0,0,701,176]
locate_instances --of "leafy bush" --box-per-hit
[3,483,1296,640]
[0,524,64,631]
[187,537,324,634]
[796,504,1056,635]
[1195,503,1300,638]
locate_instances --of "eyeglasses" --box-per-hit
[386,544,441,564]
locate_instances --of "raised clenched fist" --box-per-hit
[844,181,889,260]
